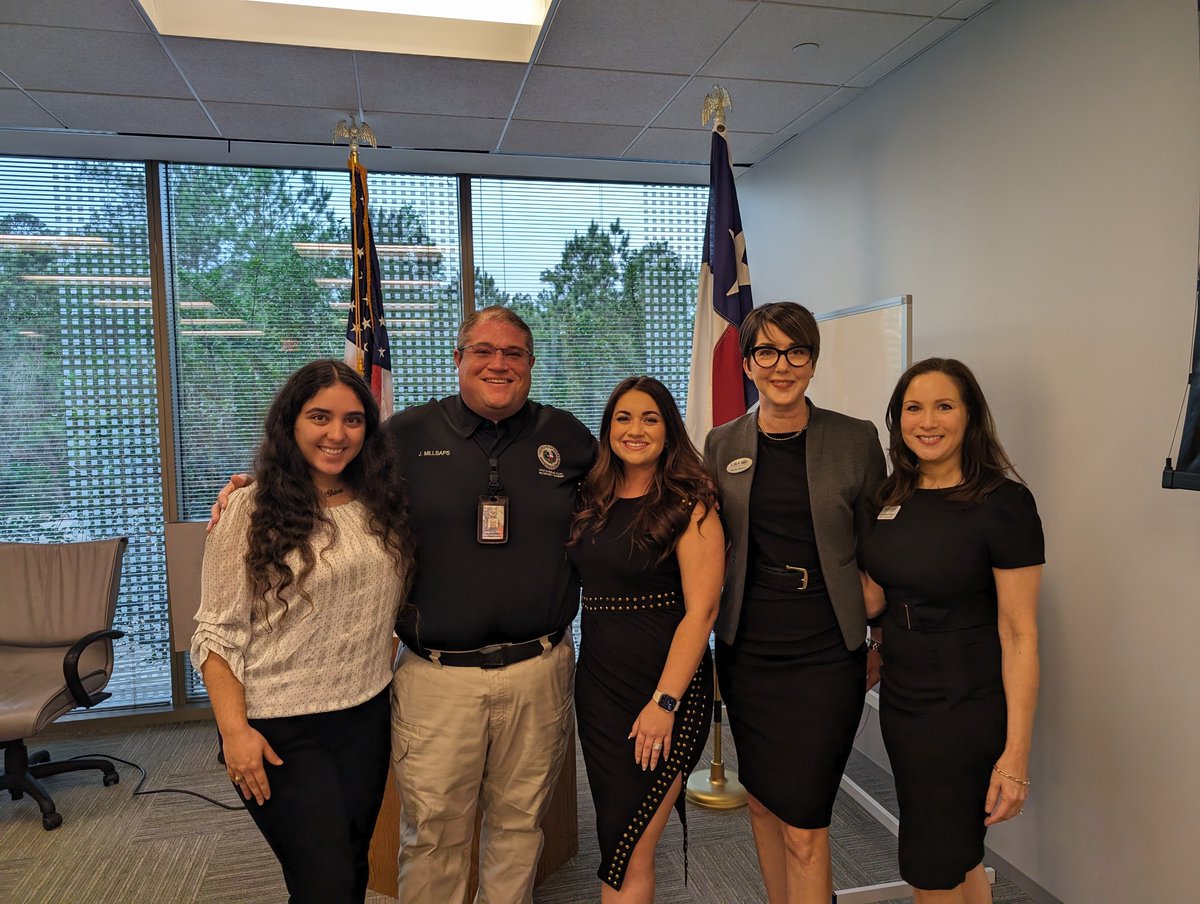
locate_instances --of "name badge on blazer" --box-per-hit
[726,457,753,474]
[878,505,901,520]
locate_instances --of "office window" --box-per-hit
[0,157,169,708]
[162,164,462,698]
[472,178,707,431]
[165,164,462,521]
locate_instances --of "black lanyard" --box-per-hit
[471,424,521,495]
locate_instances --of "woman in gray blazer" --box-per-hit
[704,302,885,904]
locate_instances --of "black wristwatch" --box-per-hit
[652,689,678,712]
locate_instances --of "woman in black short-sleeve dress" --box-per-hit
[862,358,1044,903]
[567,377,724,902]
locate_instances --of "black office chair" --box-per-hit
[0,537,128,830]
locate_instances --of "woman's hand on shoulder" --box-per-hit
[208,473,253,532]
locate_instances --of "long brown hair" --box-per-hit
[568,376,717,560]
[246,359,415,622]
[877,357,1021,506]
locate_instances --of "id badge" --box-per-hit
[478,495,509,544]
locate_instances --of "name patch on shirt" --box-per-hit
[878,505,901,520]
[726,457,753,474]
[419,449,451,457]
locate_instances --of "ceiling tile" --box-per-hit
[771,0,950,15]
[847,16,959,86]
[939,0,996,19]
[516,67,689,127]
[356,53,526,119]
[627,126,770,166]
[0,0,150,32]
[363,111,505,153]
[655,77,837,133]
[702,4,926,85]
[0,26,191,97]
[500,120,643,159]
[206,101,369,144]
[0,89,64,129]
[771,84,864,141]
[536,0,754,75]
[164,38,358,109]
[30,91,218,137]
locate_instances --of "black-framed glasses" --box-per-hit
[457,343,533,365]
[749,344,813,368]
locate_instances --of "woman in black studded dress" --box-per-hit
[567,376,724,902]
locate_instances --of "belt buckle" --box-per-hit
[478,643,507,670]
[784,565,809,591]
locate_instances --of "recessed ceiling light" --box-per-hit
[249,1,547,26]
[792,41,820,58]
[136,0,553,61]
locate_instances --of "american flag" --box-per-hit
[684,125,756,446]
[344,158,393,417]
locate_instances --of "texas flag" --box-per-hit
[684,124,756,447]
[343,157,393,417]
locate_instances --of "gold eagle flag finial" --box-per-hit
[701,85,731,133]
[332,114,378,163]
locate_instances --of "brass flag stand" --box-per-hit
[685,684,746,809]
[686,85,747,812]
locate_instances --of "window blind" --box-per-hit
[471,177,707,432]
[0,157,169,708]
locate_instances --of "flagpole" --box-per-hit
[686,84,749,811]
[333,114,378,377]
[333,114,393,417]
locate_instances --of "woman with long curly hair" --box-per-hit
[566,376,724,902]
[861,358,1043,903]
[191,359,414,904]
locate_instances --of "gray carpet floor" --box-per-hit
[0,716,1035,903]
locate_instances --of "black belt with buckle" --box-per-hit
[411,626,567,669]
[749,562,824,592]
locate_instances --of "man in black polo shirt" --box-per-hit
[386,307,593,904]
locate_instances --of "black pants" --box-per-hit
[220,688,390,904]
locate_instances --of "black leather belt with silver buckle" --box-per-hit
[411,627,567,669]
[750,562,824,592]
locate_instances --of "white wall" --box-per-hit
[738,1,1200,900]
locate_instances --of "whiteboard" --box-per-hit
[806,295,911,449]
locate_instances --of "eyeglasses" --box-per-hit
[457,343,533,366]
[749,345,813,368]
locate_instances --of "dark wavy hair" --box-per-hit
[877,357,1021,507]
[245,359,415,623]
[568,376,718,561]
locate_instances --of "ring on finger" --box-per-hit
[651,742,662,750]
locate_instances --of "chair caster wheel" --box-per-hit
[103,772,120,787]
[30,750,51,765]
[11,790,24,801]
[42,812,63,831]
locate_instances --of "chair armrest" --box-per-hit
[63,629,126,708]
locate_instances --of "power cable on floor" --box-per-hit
[67,752,247,811]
